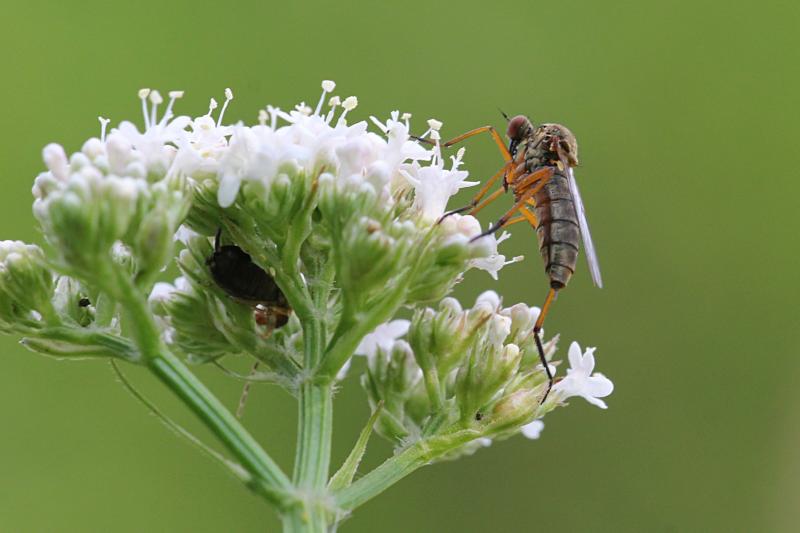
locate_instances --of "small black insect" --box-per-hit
[78,297,91,308]
[206,228,291,328]
[475,412,484,422]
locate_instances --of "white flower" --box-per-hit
[337,320,413,381]
[147,276,189,304]
[553,341,614,409]
[436,213,519,278]
[520,420,544,440]
[355,319,411,360]
[173,225,199,244]
[469,231,523,280]
[400,148,477,222]
[114,109,191,175]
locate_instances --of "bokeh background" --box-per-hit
[1,0,798,531]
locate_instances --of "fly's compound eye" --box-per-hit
[506,115,529,140]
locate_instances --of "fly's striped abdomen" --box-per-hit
[531,173,580,289]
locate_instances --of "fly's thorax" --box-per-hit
[524,123,579,172]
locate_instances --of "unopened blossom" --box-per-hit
[554,341,614,408]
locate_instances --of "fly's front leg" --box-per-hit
[438,162,512,223]
[440,125,513,162]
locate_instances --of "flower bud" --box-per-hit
[0,241,55,328]
[488,388,542,433]
[42,143,69,181]
[362,340,424,442]
[163,283,236,360]
[455,339,521,423]
[505,303,539,334]
[134,208,176,285]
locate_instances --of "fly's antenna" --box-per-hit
[498,108,511,121]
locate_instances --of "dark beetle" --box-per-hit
[206,229,291,328]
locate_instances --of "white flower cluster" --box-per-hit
[34,81,519,280]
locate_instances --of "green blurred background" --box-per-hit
[1,0,798,531]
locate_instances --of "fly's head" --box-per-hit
[505,115,535,158]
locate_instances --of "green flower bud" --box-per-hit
[183,179,223,237]
[408,300,468,377]
[334,215,411,302]
[0,241,55,329]
[34,173,143,274]
[161,282,236,361]
[131,183,191,286]
[362,341,424,442]
[487,387,545,434]
[406,233,470,304]
[455,341,521,423]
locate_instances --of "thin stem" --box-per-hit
[114,266,294,507]
[110,360,252,485]
[316,275,411,380]
[334,429,480,512]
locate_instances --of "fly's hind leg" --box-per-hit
[533,287,558,404]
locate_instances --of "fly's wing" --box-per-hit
[567,167,604,288]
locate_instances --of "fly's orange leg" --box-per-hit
[504,213,533,227]
[438,162,512,223]
[533,287,558,404]
[469,188,504,216]
[518,206,539,228]
[511,167,554,194]
[470,169,554,241]
[441,125,513,162]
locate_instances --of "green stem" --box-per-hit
[293,382,333,487]
[115,267,294,507]
[317,275,411,380]
[284,278,334,531]
[334,430,480,512]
